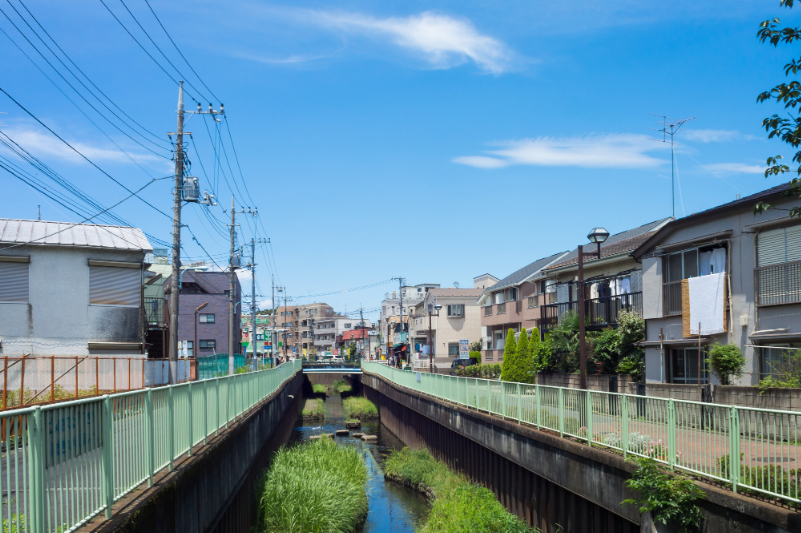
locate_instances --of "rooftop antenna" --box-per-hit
[647,113,696,220]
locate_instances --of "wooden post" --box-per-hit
[19,357,25,408]
[95,357,99,396]
[75,356,79,399]
[50,356,55,403]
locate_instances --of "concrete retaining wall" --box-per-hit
[536,372,619,392]
[715,386,801,412]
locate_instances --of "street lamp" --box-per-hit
[578,227,609,389]
[427,302,442,374]
[194,302,209,360]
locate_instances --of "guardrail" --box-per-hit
[362,361,801,505]
[2,359,301,533]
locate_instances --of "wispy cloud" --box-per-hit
[453,134,668,169]
[295,10,515,73]
[704,162,765,174]
[681,129,755,143]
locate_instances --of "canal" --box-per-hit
[291,391,430,532]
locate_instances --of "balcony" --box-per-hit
[497,302,506,314]
[540,293,643,334]
[144,297,165,327]
[484,306,492,316]
[315,326,336,335]
[756,261,801,306]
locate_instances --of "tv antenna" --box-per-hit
[647,114,696,219]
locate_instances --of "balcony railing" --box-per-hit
[662,280,683,316]
[484,306,493,316]
[540,293,643,335]
[497,302,506,314]
[756,260,801,306]
[144,297,165,327]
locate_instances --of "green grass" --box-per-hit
[385,448,540,533]
[342,397,378,419]
[312,384,328,395]
[300,398,326,419]
[332,379,353,394]
[254,437,368,533]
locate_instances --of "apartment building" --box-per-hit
[274,302,335,356]
[379,283,439,356]
[632,184,801,386]
[477,252,568,363]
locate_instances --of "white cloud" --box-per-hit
[704,163,765,174]
[681,129,751,143]
[302,10,515,74]
[453,134,667,169]
[5,127,165,166]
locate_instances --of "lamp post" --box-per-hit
[427,302,442,374]
[578,227,610,390]
[194,302,209,360]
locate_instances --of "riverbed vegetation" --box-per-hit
[332,379,353,394]
[342,397,378,420]
[300,398,326,419]
[254,437,368,533]
[312,383,328,395]
[384,447,540,533]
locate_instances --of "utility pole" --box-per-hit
[167,81,185,385]
[360,305,366,358]
[392,277,406,364]
[248,238,267,364]
[167,83,221,383]
[228,196,237,375]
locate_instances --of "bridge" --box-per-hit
[6,360,798,533]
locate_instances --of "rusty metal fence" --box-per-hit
[0,357,195,411]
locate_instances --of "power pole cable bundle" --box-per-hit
[225,199,257,374]
[248,237,268,364]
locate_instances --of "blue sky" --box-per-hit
[0,0,796,320]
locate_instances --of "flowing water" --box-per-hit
[291,392,430,532]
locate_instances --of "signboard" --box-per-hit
[242,341,249,348]
[459,339,469,358]
[333,349,339,355]
[265,331,272,341]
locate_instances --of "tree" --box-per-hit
[707,343,746,385]
[469,340,482,353]
[500,328,518,381]
[616,311,646,381]
[755,0,801,217]
[516,329,534,383]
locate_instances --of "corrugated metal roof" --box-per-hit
[483,251,571,295]
[0,219,152,252]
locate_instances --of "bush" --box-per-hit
[300,398,326,419]
[312,384,328,395]
[758,349,801,392]
[332,379,352,394]
[470,350,482,365]
[499,329,518,381]
[717,453,800,499]
[342,397,378,419]
[707,343,746,385]
[254,437,368,533]
[616,311,645,381]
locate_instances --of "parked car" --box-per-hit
[450,358,478,375]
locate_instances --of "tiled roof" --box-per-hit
[483,251,570,295]
[427,288,484,298]
[341,329,370,340]
[0,219,152,251]
[545,218,672,270]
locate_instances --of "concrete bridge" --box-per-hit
[70,364,798,533]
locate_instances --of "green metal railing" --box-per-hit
[0,359,301,533]
[197,353,248,379]
[362,362,801,505]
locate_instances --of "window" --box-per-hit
[185,341,194,357]
[756,226,801,306]
[669,348,708,384]
[89,265,140,306]
[494,331,505,349]
[0,259,29,303]
[344,323,351,328]
[447,304,464,317]
[199,314,215,323]
[758,225,801,266]
[224,290,230,296]
[493,292,505,305]
[507,287,518,301]
[382,306,386,315]
[666,245,726,282]
[448,343,459,357]
[528,296,538,308]
[199,339,216,350]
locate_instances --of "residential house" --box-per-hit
[379,284,440,356]
[632,184,801,386]
[477,252,568,363]
[163,271,242,358]
[337,327,378,356]
[409,287,484,371]
[0,219,151,356]
[539,219,672,341]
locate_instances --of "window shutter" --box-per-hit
[0,263,29,302]
[786,225,801,263]
[630,270,642,293]
[758,228,786,266]
[90,266,141,306]
[556,283,569,304]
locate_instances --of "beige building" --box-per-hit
[409,286,484,372]
[274,302,335,356]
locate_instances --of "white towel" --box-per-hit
[689,272,725,335]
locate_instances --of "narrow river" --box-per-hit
[290,391,430,532]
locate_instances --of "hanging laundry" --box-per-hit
[688,272,725,335]
[711,248,727,274]
[619,277,631,294]
[590,282,599,300]
[700,251,713,276]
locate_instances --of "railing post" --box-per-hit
[730,406,740,493]
[168,386,175,471]
[621,393,629,458]
[516,383,522,423]
[535,384,541,428]
[203,380,208,445]
[487,380,491,414]
[215,377,221,436]
[28,407,46,532]
[188,382,194,456]
[586,390,593,446]
[146,389,154,487]
[501,382,506,418]
[667,399,676,470]
[102,396,114,518]
[558,387,564,437]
